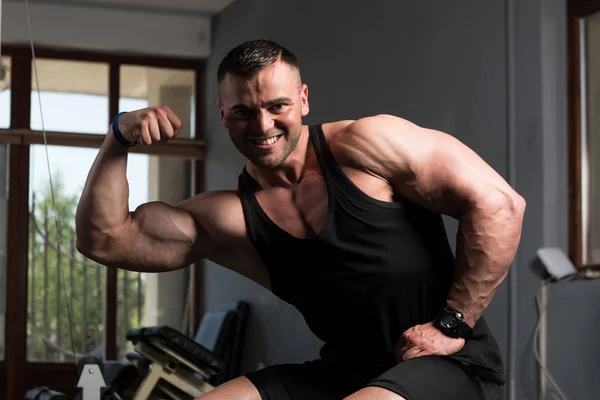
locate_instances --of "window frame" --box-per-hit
[1,44,207,399]
[568,0,600,268]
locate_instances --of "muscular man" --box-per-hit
[76,39,525,400]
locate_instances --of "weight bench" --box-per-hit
[126,301,250,400]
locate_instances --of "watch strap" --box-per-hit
[435,307,473,339]
[453,320,473,339]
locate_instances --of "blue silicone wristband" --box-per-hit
[112,112,136,147]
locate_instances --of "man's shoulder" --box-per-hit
[323,114,417,145]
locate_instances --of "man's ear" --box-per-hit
[301,84,309,117]
[217,99,228,127]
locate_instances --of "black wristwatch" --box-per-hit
[433,307,473,339]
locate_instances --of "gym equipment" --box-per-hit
[24,387,70,400]
[24,360,138,400]
[125,300,250,400]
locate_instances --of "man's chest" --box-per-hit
[252,164,394,239]
[254,173,328,239]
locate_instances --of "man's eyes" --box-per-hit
[233,110,251,117]
[232,104,287,118]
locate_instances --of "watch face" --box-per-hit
[440,313,459,328]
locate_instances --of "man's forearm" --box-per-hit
[445,194,526,327]
[75,129,130,250]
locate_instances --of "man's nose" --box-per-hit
[255,110,275,133]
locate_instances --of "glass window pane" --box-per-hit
[30,59,109,134]
[0,55,9,361]
[26,144,150,362]
[584,11,600,264]
[0,144,8,361]
[0,56,12,128]
[116,153,194,360]
[119,65,196,138]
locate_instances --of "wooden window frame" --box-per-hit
[1,44,207,399]
[568,0,600,268]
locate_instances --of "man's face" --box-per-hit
[218,60,309,169]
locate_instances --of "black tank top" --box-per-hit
[237,124,505,385]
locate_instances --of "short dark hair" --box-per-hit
[217,39,300,84]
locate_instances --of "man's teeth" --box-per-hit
[253,136,279,145]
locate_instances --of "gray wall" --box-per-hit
[203,0,575,399]
[545,278,600,400]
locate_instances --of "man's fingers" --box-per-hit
[148,112,161,142]
[161,106,183,134]
[395,322,467,363]
[399,341,414,354]
[400,332,409,343]
[156,108,175,141]
[402,346,426,361]
[139,119,151,145]
[117,106,182,146]
[397,337,420,358]
[401,326,416,342]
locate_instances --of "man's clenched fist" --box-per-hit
[116,106,183,145]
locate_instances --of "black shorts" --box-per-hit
[244,355,504,400]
